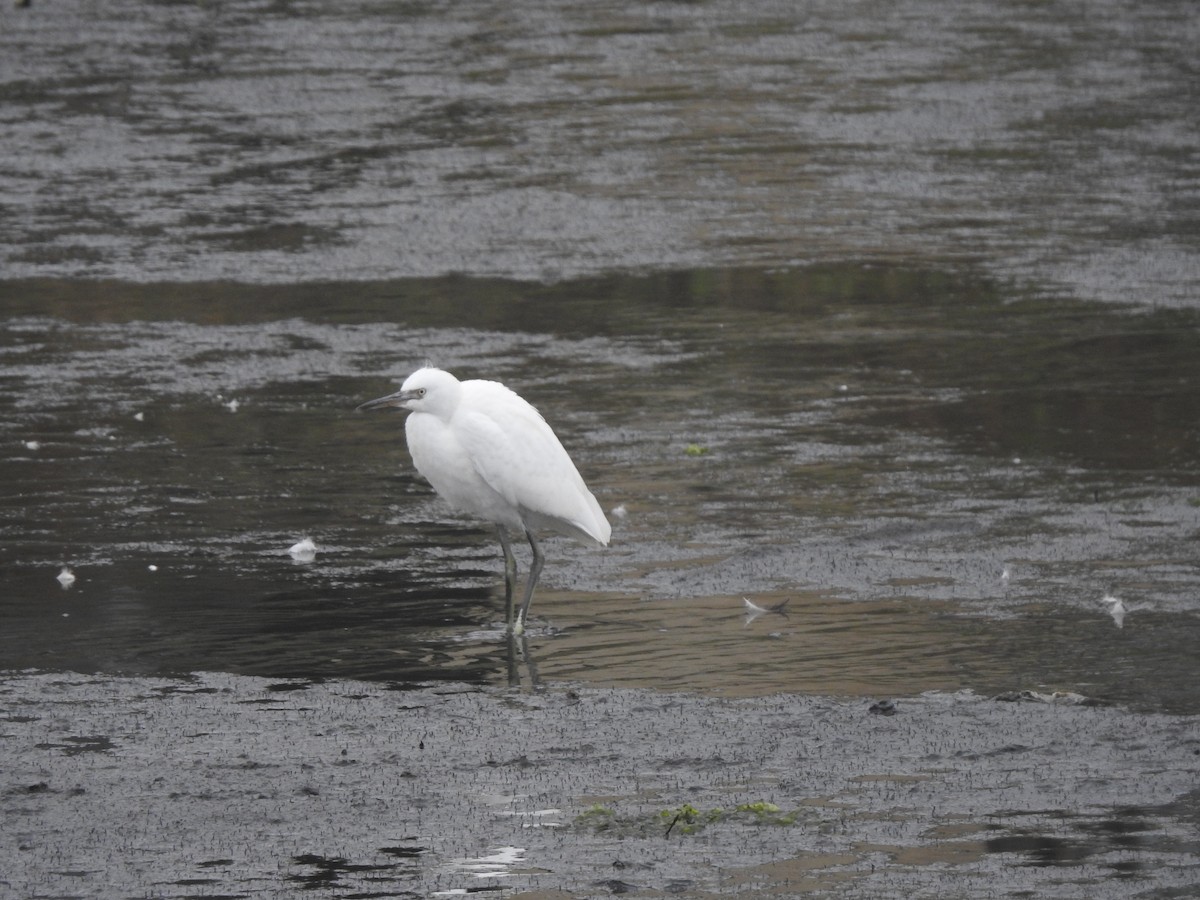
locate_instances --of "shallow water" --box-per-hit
[2,270,1198,712]
[1,0,1198,714]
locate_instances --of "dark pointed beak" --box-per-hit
[357,389,414,411]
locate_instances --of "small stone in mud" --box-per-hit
[593,879,641,894]
[868,699,897,716]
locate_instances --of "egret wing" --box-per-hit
[455,381,609,544]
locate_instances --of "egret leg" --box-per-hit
[515,529,545,634]
[505,632,520,687]
[497,527,519,628]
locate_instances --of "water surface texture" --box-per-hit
[1,0,1197,305]
[1,0,1199,713]
[2,271,1198,711]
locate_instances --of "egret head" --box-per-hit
[358,366,461,416]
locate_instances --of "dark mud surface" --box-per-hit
[4,671,1199,899]
[2,0,1197,307]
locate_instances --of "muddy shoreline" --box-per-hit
[3,670,1198,898]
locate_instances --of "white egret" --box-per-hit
[359,367,610,633]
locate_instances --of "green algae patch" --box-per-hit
[576,801,800,838]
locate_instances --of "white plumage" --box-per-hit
[360,367,609,632]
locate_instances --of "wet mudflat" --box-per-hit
[2,0,1200,897]
[4,671,1199,899]
[1,0,1197,306]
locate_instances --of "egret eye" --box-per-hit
[417,388,426,397]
